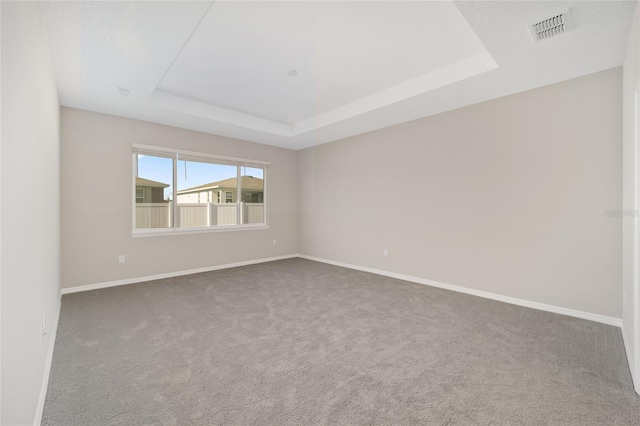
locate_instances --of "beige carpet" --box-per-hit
[43,258,640,425]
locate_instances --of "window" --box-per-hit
[134,154,173,229]
[132,144,268,234]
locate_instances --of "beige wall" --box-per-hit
[61,107,297,289]
[299,67,622,318]
[622,0,640,392]
[1,2,61,424]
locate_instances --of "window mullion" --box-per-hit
[172,154,178,228]
[236,165,242,225]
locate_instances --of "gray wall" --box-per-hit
[622,1,640,391]
[1,2,61,424]
[60,108,298,289]
[298,67,622,319]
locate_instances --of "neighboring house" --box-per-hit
[177,175,263,204]
[136,177,169,203]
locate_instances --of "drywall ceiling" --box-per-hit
[44,1,635,150]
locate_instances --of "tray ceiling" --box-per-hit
[44,1,635,149]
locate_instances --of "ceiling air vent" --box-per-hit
[529,10,572,42]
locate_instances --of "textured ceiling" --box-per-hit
[44,1,635,150]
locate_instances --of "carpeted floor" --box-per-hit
[43,258,640,425]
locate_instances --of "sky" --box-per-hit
[136,155,264,200]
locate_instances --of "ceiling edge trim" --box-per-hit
[147,89,294,136]
[291,51,498,136]
[146,51,497,139]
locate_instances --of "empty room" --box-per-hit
[4,0,640,424]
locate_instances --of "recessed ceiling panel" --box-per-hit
[152,0,496,131]
[44,1,636,149]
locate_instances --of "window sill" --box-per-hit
[131,224,270,238]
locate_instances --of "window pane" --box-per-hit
[135,154,172,229]
[176,160,238,227]
[240,167,265,225]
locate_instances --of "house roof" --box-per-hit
[136,177,169,188]
[177,176,263,194]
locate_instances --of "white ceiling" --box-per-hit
[44,1,635,150]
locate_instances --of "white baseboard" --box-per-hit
[298,254,623,328]
[61,254,298,295]
[43,251,629,422]
[60,253,622,328]
[622,324,640,394]
[34,298,62,426]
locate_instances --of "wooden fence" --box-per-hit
[135,203,264,228]
[136,203,171,228]
[243,203,264,224]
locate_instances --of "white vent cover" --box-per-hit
[529,10,572,42]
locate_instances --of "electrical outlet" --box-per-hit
[273,239,277,246]
[383,248,388,257]
[118,255,125,263]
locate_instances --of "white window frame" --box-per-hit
[132,143,269,237]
